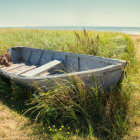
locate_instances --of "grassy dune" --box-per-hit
[0,28,139,140]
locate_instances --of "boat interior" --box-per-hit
[0,47,119,77]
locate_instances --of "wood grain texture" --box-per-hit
[21,60,63,77]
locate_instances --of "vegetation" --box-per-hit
[0,28,139,140]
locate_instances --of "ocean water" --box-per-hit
[1,26,140,35]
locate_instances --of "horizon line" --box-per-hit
[0,25,140,28]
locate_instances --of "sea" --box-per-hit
[1,26,140,35]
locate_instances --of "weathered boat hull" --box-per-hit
[0,47,127,91]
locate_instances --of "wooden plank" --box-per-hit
[1,64,16,70]
[17,66,36,75]
[22,60,63,77]
[5,65,28,74]
[6,63,25,71]
[8,65,34,74]
[11,65,29,72]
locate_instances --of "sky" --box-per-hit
[0,0,140,27]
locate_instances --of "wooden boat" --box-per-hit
[0,47,127,91]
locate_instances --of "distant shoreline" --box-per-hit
[0,26,140,35]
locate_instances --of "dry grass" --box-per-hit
[0,101,36,140]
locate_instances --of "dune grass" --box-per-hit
[0,28,139,140]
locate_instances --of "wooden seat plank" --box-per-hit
[22,60,63,77]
